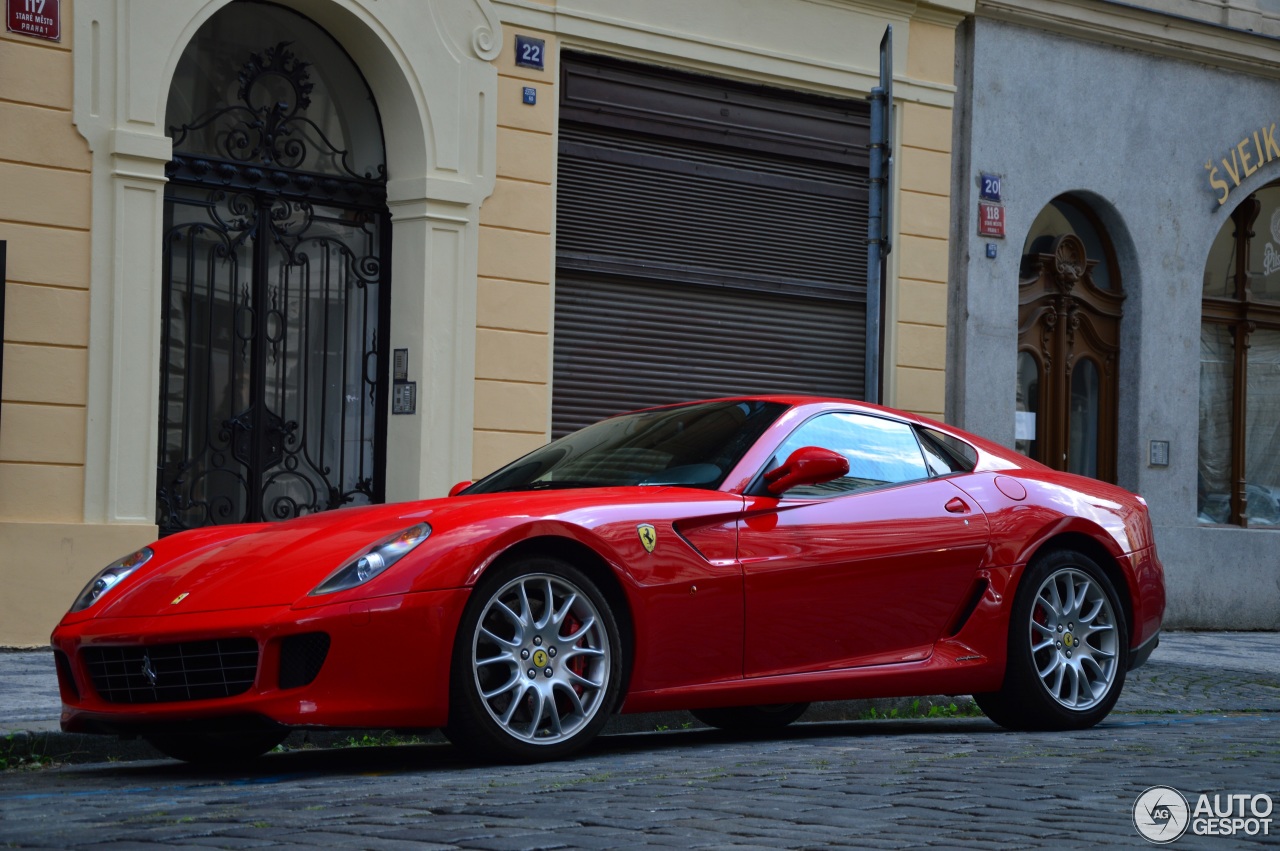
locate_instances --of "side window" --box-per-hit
[916,427,978,476]
[770,412,930,497]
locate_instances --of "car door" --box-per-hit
[737,411,991,677]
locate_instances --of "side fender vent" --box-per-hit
[945,578,990,638]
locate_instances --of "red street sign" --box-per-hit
[978,200,1005,238]
[6,0,60,42]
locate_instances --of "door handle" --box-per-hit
[945,496,970,514]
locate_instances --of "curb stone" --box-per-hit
[2,696,973,767]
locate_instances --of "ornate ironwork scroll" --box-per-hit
[170,42,384,182]
[158,39,389,535]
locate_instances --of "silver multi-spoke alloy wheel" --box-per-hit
[470,572,612,746]
[975,549,1128,731]
[1028,566,1119,711]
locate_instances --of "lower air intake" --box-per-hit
[278,632,331,689]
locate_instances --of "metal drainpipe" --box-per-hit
[865,26,893,405]
[866,86,885,405]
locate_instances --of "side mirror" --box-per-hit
[447,481,472,497]
[763,446,849,495]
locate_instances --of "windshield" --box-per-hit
[465,400,788,494]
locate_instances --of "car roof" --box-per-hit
[629,394,930,424]
[625,395,1045,475]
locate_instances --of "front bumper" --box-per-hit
[51,587,469,735]
[1124,543,1165,652]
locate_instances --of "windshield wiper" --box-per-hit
[493,480,608,493]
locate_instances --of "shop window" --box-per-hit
[1199,184,1280,527]
[1016,197,1124,481]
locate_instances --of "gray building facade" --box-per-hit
[949,0,1280,628]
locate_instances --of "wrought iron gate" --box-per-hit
[157,38,390,535]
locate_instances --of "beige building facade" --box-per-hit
[0,0,967,645]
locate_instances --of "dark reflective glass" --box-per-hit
[1068,358,1100,479]
[166,4,384,180]
[466,401,788,493]
[1015,351,1039,460]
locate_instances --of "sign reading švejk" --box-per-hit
[6,0,60,41]
[1205,120,1280,207]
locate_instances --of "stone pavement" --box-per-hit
[0,711,1276,849]
[0,632,1278,849]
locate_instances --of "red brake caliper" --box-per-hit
[556,612,587,714]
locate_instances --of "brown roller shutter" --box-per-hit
[554,54,870,437]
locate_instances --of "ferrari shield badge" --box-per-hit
[170,592,189,606]
[637,524,657,553]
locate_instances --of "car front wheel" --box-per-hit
[445,557,623,762]
[976,549,1129,731]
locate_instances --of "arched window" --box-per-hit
[1198,183,1280,527]
[157,3,390,534]
[1016,196,1124,481]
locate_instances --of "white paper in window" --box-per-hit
[1015,411,1037,441]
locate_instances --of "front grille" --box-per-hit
[278,632,330,689]
[82,638,259,704]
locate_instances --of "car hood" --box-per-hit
[87,486,736,619]
[91,502,435,618]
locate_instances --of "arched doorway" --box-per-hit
[1016,196,1124,481]
[156,3,390,534]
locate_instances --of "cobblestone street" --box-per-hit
[1,713,1276,849]
[0,633,1277,849]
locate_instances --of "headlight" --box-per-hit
[70,548,153,612]
[310,523,431,596]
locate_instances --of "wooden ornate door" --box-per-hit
[1017,232,1124,481]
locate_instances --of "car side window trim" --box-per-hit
[914,428,961,479]
[913,426,979,477]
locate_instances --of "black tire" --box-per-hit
[691,703,810,733]
[444,557,624,762]
[145,729,287,765]
[976,549,1129,731]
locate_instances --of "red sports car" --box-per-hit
[51,397,1164,763]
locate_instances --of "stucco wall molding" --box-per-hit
[979,0,1280,79]
[493,0,959,106]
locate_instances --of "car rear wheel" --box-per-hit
[976,549,1129,731]
[145,729,287,764]
[445,557,623,762]
[692,703,810,733]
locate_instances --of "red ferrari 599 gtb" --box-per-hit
[51,397,1164,763]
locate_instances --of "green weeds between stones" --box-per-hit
[859,699,983,721]
[0,734,53,770]
[333,731,424,749]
